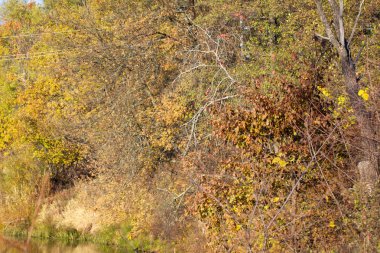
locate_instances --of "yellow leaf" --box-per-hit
[358,89,369,101]
[337,95,346,106]
[329,220,336,228]
[272,157,281,164]
[278,160,288,167]
[272,157,288,167]
[272,197,280,203]
[317,86,332,98]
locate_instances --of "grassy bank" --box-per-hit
[2,222,169,252]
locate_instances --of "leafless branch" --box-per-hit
[265,124,340,230]
[315,0,341,50]
[306,123,344,218]
[354,42,366,65]
[179,23,238,155]
[183,95,238,155]
[348,0,365,45]
[327,0,343,43]
[171,63,210,86]
[314,33,330,42]
[338,0,345,45]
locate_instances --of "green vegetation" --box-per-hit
[4,222,168,252]
[0,0,379,252]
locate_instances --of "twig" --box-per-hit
[265,124,339,230]
[183,95,238,155]
[354,42,366,65]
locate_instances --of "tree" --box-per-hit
[314,0,379,189]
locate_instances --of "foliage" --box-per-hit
[0,0,379,252]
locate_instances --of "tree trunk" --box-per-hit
[340,48,379,188]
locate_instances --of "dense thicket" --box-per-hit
[0,0,379,252]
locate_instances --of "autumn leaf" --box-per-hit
[358,89,369,101]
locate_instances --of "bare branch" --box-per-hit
[314,0,340,50]
[183,95,238,155]
[354,42,366,65]
[327,0,345,45]
[306,123,344,218]
[338,0,345,45]
[265,124,340,230]
[171,63,210,86]
[314,33,331,42]
[327,0,341,38]
[348,0,365,45]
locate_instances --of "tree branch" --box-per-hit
[314,33,330,43]
[338,0,345,46]
[348,0,365,45]
[327,0,340,39]
[354,42,366,65]
[315,0,340,50]
[327,0,345,46]
[265,124,340,230]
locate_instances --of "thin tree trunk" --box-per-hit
[340,48,379,187]
[315,0,379,190]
